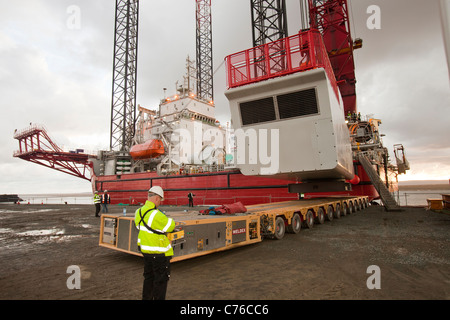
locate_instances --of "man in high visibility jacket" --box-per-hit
[101,190,111,213]
[134,186,175,300]
[93,191,101,217]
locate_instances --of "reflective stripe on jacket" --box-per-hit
[101,194,110,204]
[134,200,175,256]
[94,194,101,204]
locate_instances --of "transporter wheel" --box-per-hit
[342,203,348,216]
[358,199,362,211]
[326,205,334,221]
[334,203,341,219]
[287,213,301,234]
[316,207,325,224]
[348,202,353,214]
[304,210,314,229]
[274,216,286,240]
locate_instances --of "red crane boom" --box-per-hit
[308,0,362,114]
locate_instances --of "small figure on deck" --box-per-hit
[187,192,195,207]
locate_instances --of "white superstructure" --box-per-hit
[225,67,354,181]
[133,88,228,174]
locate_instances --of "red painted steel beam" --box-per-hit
[309,0,358,114]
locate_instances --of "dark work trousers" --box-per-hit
[95,204,101,217]
[142,253,171,300]
[188,198,194,207]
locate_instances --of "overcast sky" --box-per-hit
[1,0,449,195]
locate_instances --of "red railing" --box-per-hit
[225,30,339,102]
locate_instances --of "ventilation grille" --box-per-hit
[239,88,318,126]
[240,97,276,125]
[277,89,318,119]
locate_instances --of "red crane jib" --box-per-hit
[309,0,359,114]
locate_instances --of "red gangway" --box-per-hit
[13,125,94,181]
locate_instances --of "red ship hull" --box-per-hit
[93,163,382,206]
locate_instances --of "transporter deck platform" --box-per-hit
[99,196,369,262]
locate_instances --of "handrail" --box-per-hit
[225,29,340,101]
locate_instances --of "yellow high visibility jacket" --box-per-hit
[134,200,175,256]
[94,194,101,204]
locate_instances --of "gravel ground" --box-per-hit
[0,203,449,300]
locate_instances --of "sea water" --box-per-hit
[17,193,92,205]
[396,190,448,207]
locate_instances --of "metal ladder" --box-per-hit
[358,153,402,211]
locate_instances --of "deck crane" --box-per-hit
[307,0,403,209]
[248,0,361,115]
[308,0,362,115]
[225,0,406,210]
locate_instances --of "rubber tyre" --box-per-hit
[347,202,353,214]
[304,210,314,229]
[316,207,325,224]
[274,216,286,240]
[334,203,341,219]
[342,203,348,216]
[326,205,334,221]
[287,213,301,234]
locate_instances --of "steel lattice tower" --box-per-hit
[196,0,214,102]
[110,0,139,151]
[250,0,288,47]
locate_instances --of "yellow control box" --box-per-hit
[167,230,185,241]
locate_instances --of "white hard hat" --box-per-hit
[149,186,164,201]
